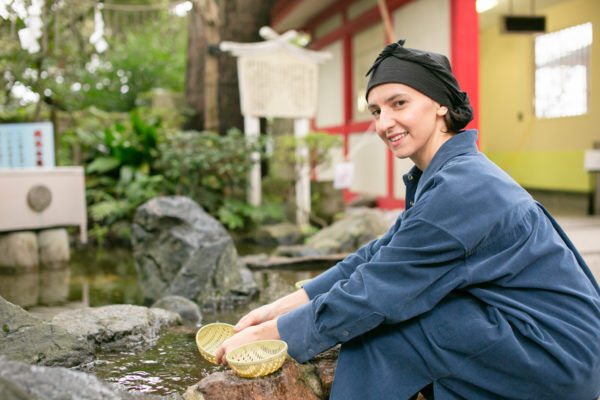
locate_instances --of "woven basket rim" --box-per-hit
[195,323,234,350]
[226,339,288,366]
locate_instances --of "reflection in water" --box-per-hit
[93,329,215,395]
[67,246,325,395]
[68,246,143,307]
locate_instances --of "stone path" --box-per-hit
[555,215,600,282]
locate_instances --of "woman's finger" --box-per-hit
[234,314,255,331]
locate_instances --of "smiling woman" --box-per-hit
[216,40,600,400]
[366,84,450,171]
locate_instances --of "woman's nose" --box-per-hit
[378,109,396,131]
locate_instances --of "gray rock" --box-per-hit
[0,232,38,268]
[0,356,121,400]
[51,304,181,352]
[274,244,329,258]
[152,295,202,325]
[275,208,389,256]
[347,194,378,208]
[0,357,183,400]
[38,228,70,269]
[131,196,258,312]
[306,208,388,253]
[253,223,303,246]
[0,296,93,367]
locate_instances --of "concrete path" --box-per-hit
[555,216,600,282]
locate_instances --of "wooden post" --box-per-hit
[595,142,600,215]
[245,116,261,206]
[377,0,395,44]
[295,118,310,227]
[200,0,221,132]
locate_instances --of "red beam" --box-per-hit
[451,0,479,133]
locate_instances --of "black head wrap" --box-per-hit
[365,40,473,127]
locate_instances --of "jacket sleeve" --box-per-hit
[278,218,467,363]
[301,213,404,300]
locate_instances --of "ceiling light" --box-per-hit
[476,0,498,13]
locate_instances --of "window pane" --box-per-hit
[534,22,592,119]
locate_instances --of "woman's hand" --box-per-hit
[233,289,310,332]
[216,289,309,364]
[234,303,277,332]
[215,319,280,365]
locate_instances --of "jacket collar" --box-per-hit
[410,129,479,196]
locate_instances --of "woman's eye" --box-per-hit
[371,109,380,117]
[394,100,405,107]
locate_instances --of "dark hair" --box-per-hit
[444,103,473,133]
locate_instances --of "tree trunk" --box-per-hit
[185,1,206,131]
[203,0,220,132]
[185,0,277,133]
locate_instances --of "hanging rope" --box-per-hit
[82,0,190,12]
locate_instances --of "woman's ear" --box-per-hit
[437,106,449,117]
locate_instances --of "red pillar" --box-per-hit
[451,0,479,132]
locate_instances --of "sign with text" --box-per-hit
[584,150,600,172]
[0,122,55,168]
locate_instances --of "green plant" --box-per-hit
[157,129,283,230]
[273,131,343,176]
[265,131,343,224]
[75,111,167,244]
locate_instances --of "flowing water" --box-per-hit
[66,246,324,396]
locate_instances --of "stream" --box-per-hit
[66,246,324,396]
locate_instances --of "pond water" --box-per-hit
[67,246,324,396]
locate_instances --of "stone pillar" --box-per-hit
[0,232,40,307]
[245,115,261,206]
[37,228,70,305]
[294,118,310,227]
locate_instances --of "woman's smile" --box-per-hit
[367,82,451,170]
[387,132,408,146]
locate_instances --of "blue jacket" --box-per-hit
[278,130,600,399]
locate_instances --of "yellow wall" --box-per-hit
[480,0,600,192]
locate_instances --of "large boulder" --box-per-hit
[253,223,303,246]
[152,295,203,326]
[0,296,93,367]
[276,208,390,257]
[0,356,122,400]
[131,196,258,311]
[183,347,339,400]
[184,346,429,400]
[0,357,184,400]
[51,304,181,352]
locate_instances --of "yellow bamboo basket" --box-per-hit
[294,279,311,290]
[225,340,288,378]
[195,323,235,364]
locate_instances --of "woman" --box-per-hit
[216,40,600,399]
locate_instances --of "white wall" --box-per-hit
[316,41,344,127]
[393,0,451,57]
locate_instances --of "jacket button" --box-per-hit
[407,175,413,180]
[409,201,414,206]
[342,330,349,336]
